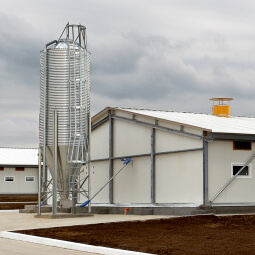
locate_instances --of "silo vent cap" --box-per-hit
[209,98,233,104]
[209,98,233,117]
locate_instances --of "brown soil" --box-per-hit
[15,214,255,255]
[0,195,37,210]
[0,195,38,202]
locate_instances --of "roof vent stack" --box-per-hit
[209,98,233,117]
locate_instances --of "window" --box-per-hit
[231,164,251,178]
[4,176,15,182]
[16,167,24,171]
[0,167,4,171]
[25,176,35,182]
[233,141,252,150]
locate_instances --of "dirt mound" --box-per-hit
[16,214,255,254]
[0,195,38,210]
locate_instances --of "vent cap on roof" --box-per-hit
[210,98,233,117]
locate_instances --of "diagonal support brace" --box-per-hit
[210,151,255,203]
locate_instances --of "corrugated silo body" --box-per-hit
[39,24,91,208]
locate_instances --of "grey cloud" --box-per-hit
[90,34,210,99]
[91,32,198,98]
[0,116,38,147]
[1,0,255,147]
[0,12,41,147]
[90,28,255,104]
[0,13,41,84]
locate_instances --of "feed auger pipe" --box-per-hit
[80,158,131,207]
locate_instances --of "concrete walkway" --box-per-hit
[0,211,170,255]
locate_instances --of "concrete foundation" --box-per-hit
[19,205,52,213]
[20,205,72,214]
[34,213,93,219]
[87,204,255,216]
[20,203,255,216]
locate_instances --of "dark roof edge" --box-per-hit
[0,147,38,150]
[0,165,38,168]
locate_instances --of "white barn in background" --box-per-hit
[88,103,255,215]
[0,148,38,195]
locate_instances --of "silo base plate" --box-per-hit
[34,213,93,219]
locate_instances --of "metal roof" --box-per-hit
[0,148,38,166]
[116,108,255,135]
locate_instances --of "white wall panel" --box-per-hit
[155,156,178,203]
[208,141,255,203]
[135,115,156,125]
[91,121,109,160]
[115,111,132,119]
[0,167,38,194]
[181,126,203,136]
[158,120,180,131]
[0,168,17,194]
[90,161,109,203]
[156,129,203,153]
[113,120,150,157]
[113,157,150,204]
[77,166,88,204]
[158,121,203,136]
[155,151,203,203]
[177,151,203,203]
[19,168,38,193]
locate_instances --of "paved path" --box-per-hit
[0,238,92,255]
[0,211,170,255]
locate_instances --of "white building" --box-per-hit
[88,104,255,214]
[0,148,38,195]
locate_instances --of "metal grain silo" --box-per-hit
[38,23,91,214]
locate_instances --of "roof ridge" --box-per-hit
[116,107,212,116]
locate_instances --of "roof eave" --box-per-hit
[92,107,114,125]
[209,132,255,141]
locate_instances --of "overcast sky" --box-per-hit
[1,0,255,147]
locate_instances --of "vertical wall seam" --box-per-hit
[109,112,114,204]
[203,132,209,205]
[151,128,156,204]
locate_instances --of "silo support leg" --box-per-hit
[38,148,42,215]
[52,111,58,215]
